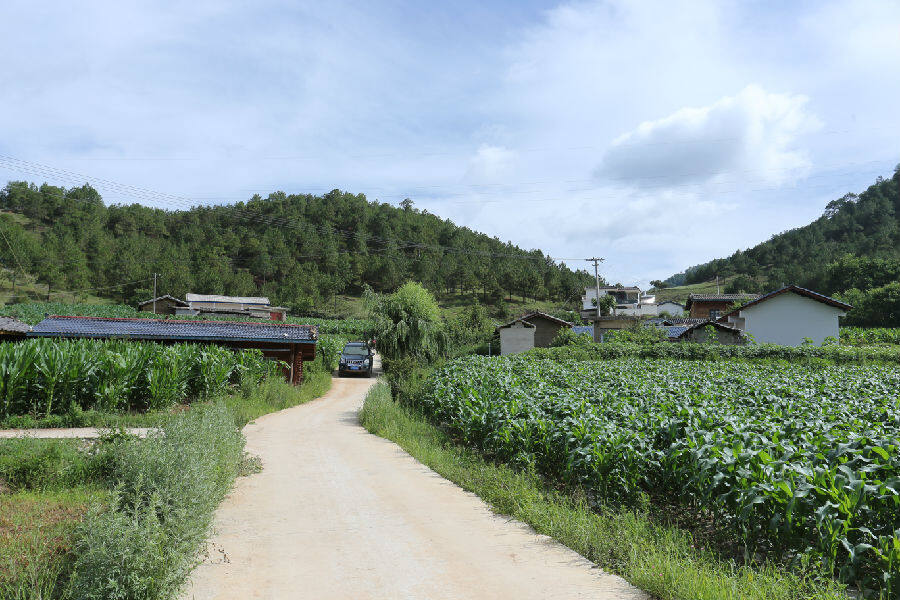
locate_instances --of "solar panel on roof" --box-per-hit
[29,316,317,343]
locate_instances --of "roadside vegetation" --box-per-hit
[0,329,334,599]
[361,281,900,599]
[360,382,850,600]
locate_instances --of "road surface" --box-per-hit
[0,427,156,439]
[183,374,646,600]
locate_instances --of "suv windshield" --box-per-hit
[342,345,369,356]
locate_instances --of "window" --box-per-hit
[709,310,720,319]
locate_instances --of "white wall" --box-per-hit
[656,302,684,316]
[741,293,845,346]
[500,322,535,355]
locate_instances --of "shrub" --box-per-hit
[69,402,244,599]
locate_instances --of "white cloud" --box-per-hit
[595,85,822,188]
[464,145,517,183]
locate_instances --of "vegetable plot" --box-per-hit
[419,356,900,595]
[0,338,276,419]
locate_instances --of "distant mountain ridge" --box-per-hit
[666,168,900,296]
[0,182,591,310]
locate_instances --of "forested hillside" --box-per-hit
[665,168,900,325]
[0,182,590,311]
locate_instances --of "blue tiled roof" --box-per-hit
[29,316,317,344]
[571,325,594,335]
[663,326,690,338]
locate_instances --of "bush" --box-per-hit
[68,402,244,599]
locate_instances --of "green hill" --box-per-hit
[663,168,900,325]
[0,182,591,314]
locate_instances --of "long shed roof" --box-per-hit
[185,294,270,305]
[29,316,316,344]
[0,317,30,334]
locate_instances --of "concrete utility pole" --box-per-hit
[153,273,158,313]
[586,257,604,319]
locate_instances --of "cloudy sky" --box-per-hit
[1,1,898,286]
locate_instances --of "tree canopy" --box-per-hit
[0,182,591,309]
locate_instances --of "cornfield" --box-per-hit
[0,338,276,419]
[419,355,900,596]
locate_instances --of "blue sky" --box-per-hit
[1,0,898,286]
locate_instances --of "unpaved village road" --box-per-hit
[183,375,646,600]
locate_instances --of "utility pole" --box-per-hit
[716,275,720,295]
[586,257,604,319]
[152,273,158,313]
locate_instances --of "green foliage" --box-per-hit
[528,338,900,364]
[671,171,900,325]
[360,382,850,600]
[549,327,594,347]
[0,339,274,421]
[417,355,900,595]
[0,181,591,306]
[841,327,900,346]
[606,323,667,344]
[369,282,448,361]
[314,335,348,372]
[839,283,900,327]
[68,402,244,599]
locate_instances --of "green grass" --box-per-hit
[225,370,332,427]
[359,382,850,600]
[0,488,106,599]
[0,371,333,599]
[652,277,739,304]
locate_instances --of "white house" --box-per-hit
[717,285,852,346]
[656,300,685,316]
[581,286,658,318]
[498,320,535,355]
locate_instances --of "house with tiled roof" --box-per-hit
[684,293,760,319]
[716,285,852,346]
[497,311,573,355]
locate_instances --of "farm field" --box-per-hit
[417,355,900,596]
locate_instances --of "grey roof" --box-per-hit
[685,293,760,310]
[498,311,574,330]
[717,285,852,320]
[663,325,690,338]
[29,316,316,344]
[0,317,31,334]
[185,293,270,305]
[138,294,188,307]
[656,300,685,307]
[662,317,709,325]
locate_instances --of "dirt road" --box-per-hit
[183,375,646,600]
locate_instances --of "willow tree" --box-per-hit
[368,282,447,362]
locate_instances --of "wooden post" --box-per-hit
[292,350,304,385]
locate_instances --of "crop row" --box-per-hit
[0,338,276,419]
[841,327,900,346]
[418,356,900,595]
[532,339,900,364]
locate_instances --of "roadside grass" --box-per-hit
[0,372,332,599]
[225,369,332,427]
[359,382,849,600]
[0,488,105,600]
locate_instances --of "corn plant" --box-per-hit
[418,355,900,595]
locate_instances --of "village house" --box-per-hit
[176,294,288,321]
[684,293,760,319]
[138,295,189,315]
[0,317,30,339]
[717,285,852,346]
[498,311,573,355]
[656,300,685,316]
[581,286,657,319]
